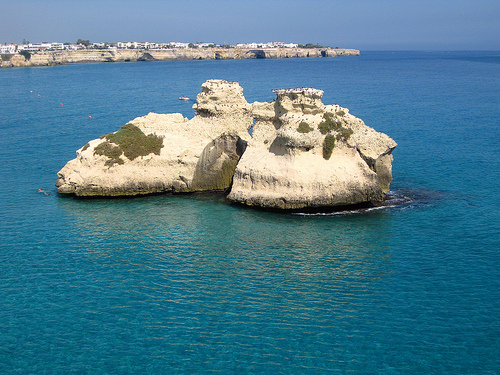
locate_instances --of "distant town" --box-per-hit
[1,40,333,55]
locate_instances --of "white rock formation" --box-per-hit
[56,80,396,210]
[56,80,252,196]
[227,88,397,209]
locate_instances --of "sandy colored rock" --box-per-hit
[227,88,397,209]
[1,48,360,68]
[56,80,396,210]
[55,80,252,196]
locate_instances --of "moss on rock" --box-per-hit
[297,121,313,133]
[323,134,336,160]
[318,112,353,155]
[93,123,164,166]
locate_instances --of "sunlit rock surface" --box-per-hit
[56,80,396,210]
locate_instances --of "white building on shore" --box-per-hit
[1,44,16,54]
[13,42,65,52]
[117,42,164,49]
[235,42,299,49]
[2,40,303,55]
[168,42,189,49]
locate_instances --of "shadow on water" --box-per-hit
[48,184,447,373]
[49,190,401,373]
[285,187,446,216]
[56,190,398,277]
[54,185,447,295]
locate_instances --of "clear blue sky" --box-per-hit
[1,0,499,50]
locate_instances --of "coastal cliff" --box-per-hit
[56,79,395,210]
[1,47,359,68]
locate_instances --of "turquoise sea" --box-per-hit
[1,51,499,374]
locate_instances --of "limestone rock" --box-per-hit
[191,134,247,191]
[193,79,250,119]
[2,48,360,68]
[227,88,397,210]
[56,79,396,211]
[55,80,252,196]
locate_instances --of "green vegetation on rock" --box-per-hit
[318,113,354,160]
[94,142,125,167]
[323,134,336,160]
[335,126,354,142]
[106,123,163,160]
[93,123,163,166]
[318,113,341,134]
[19,50,31,60]
[297,121,313,133]
[298,43,328,49]
[318,112,353,141]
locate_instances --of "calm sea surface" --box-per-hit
[1,51,499,374]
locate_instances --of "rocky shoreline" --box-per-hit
[1,47,359,68]
[56,79,396,211]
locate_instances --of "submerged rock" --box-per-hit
[56,79,396,209]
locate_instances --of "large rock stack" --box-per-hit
[228,88,396,209]
[56,80,396,210]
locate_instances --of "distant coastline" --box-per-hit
[0,47,360,68]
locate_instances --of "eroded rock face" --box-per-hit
[191,134,247,191]
[2,48,360,68]
[227,88,397,209]
[56,80,396,210]
[55,80,252,196]
[193,79,250,118]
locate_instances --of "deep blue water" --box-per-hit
[1,51,499,374]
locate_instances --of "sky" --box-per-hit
[1,0,499,50]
